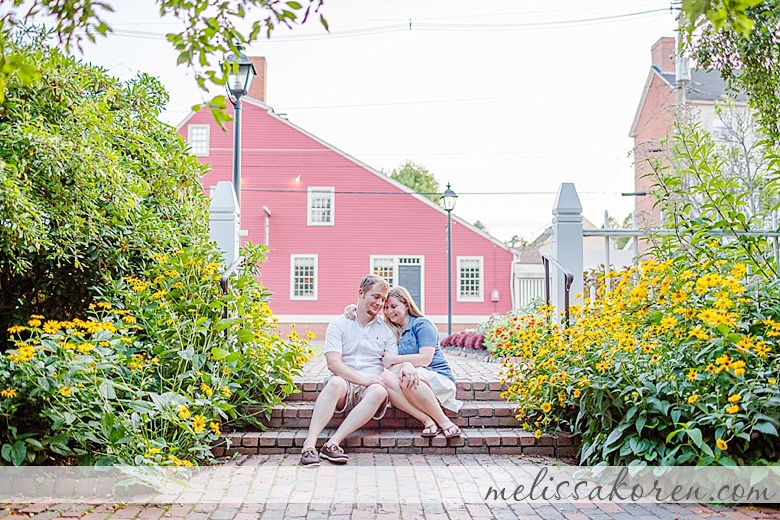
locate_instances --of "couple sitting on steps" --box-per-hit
[300,274,463,466]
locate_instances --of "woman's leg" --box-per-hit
[401,374,456,431]
[380,371,435,429]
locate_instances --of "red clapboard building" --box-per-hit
[177,57,515,338]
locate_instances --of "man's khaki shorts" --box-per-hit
[324,375,389,421]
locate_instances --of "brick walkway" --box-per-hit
[3,453,780,519]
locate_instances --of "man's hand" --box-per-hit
[362,375,386,388]
[398,362,419,389]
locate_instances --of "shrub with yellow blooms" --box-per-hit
[492,256,780,466]
[0,242,314,466]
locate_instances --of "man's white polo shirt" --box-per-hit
[324,314,397,376]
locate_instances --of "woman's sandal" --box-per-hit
[420,423,441,437]
[442,423,462,439]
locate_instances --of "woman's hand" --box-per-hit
[382,352,399,368]
[398,362,419,389]
[344,304,357,320]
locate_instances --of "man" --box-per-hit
[299,274,398,466]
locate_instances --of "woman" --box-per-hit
[346,286,462,438]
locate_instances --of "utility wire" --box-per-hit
[86,7,674,43]
[243,188,620,195]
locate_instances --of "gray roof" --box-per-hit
[655,66,747,102]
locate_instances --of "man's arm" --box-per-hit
[325,351,385,387]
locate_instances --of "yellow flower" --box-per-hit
[770,379,777,385]
[687,369,698,381]
[192,415,206,433]
[727,394,741,403]
[59,386,73,397]
[199,383,213,397]
[306,330,316,339]
[730,360,746,376]
[572,389,581,398]
[210,422,221,436]
[754,342,771,358]
[726,404,739,414]
[96,301,112,309]
[177,405,191,420]
[731,263,747,278]
[221,386,232,398]
[77,343,94,354]
[716,438,728,451]
[659,316,677,331]
[7,325,25,334]
[1,387,18,398]
[168,455,183,466]
[534,429,542,439]
[688,395,699,404]
[540,402,552,413]
[28,318,42,327]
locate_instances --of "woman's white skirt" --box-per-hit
[417,367,463,413]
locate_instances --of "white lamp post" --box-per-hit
[222,44,256,208]
[440,183,458,335]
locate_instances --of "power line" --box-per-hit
[83,7,674,43]
[242,188,621,195]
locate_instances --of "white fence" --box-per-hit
[514,183,780,314]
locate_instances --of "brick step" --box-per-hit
[287,380,506,403]
[257,400,521,430]
[215,428,579,457]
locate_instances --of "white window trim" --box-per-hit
[290,254,318,300]
[369,255,425,311]
[307,186,335,226]
[187,124,210,156]
[457,256,484,302]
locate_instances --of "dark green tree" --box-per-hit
[0,1,327,123]
[681,0,780,144]
[0,30,210,345]
[386,160,441,204]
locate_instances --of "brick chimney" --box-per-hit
[247,56,267,103]
[651,37,675,73]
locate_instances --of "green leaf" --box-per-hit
[753,422,778,436]
[636,415,646,435]
[11,440,26,466]
[211,347,229,360]
[99,380,116,400]
[686,428,704,449]
[237,328,254,342]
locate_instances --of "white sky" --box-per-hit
[72,0,678,243]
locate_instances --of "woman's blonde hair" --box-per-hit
[385,286,424,340]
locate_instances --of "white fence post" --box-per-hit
[209,181,240,267]
[552,183,584,312]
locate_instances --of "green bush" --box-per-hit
[495,257,780,465]
[0,242,313,466]
[492,116,780,466]
[0,29,209,341]
[0,31,314,467]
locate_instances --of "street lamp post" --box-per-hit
[440,183,458,336]
[222,44,257,209]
